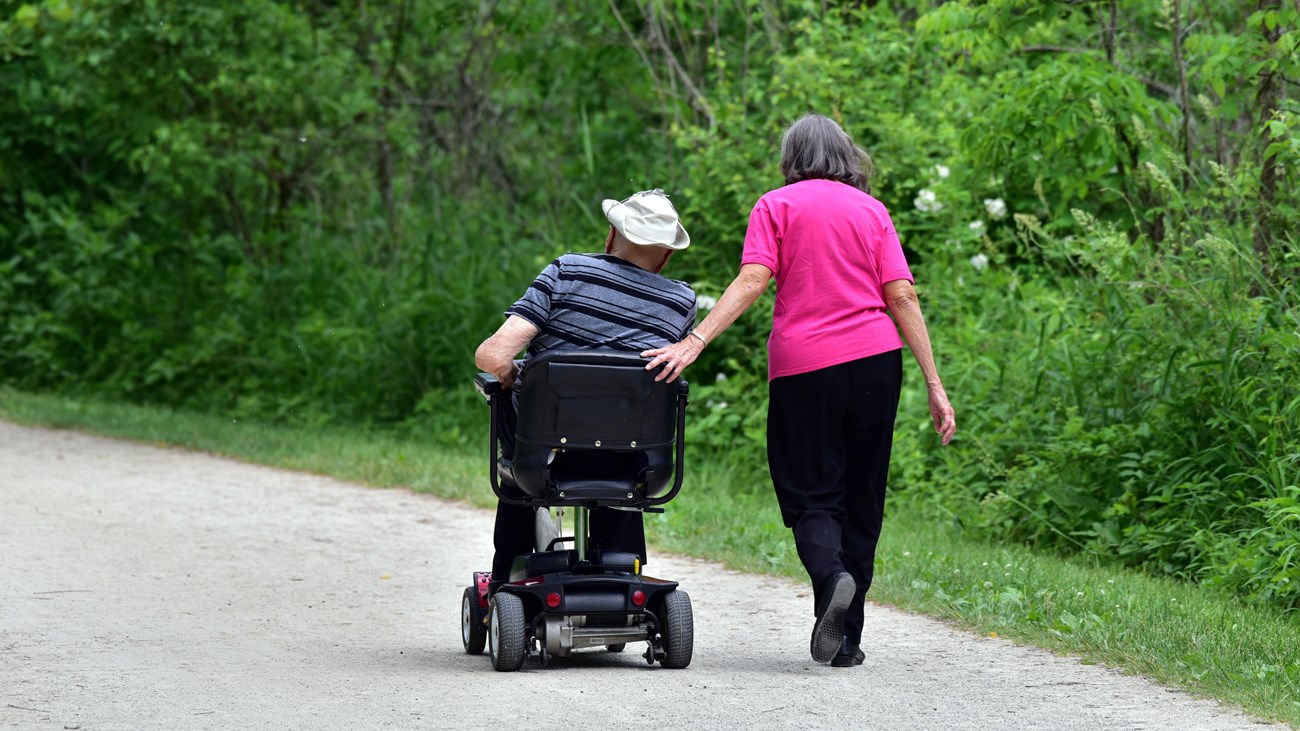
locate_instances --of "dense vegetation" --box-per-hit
[3,1,1298,608]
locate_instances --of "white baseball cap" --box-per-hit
[601,188,690,250]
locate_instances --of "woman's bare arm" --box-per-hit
[642,263,773,382]
[884,279,956,444]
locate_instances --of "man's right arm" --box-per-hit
[475,315,540,387]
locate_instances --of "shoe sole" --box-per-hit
[810,574,855,663]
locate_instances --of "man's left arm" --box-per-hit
[475,315,540,387]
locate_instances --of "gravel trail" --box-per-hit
[0,420,1282,730]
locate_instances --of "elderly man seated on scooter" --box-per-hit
[474,188,698,587]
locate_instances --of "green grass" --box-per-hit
[2,386,1297,727]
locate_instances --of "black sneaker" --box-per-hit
[830,637,865,667]
[810,571,855,663]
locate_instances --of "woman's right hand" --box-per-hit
[927,383,956,445]
[641,337,706,383]
[644,263,772,383]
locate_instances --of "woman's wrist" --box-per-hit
[687,329,708,347]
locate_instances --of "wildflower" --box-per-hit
[715,401,728,410]
[1076,591,1084,597]
[989,632,998,638]
[1195,93,1215,118]
[914,189,943,212]
[983,197,1007,220]
[969,220,984,231]
[1144,162,1177,196]
[697,294,718,310]
[935,164,950,179]
[982,562,989,567]
[903,551,911,557]
[983,581,992,589]
[714,372,727,383]
[970,254,989,271]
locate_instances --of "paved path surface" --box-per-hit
[0,421,1283,730]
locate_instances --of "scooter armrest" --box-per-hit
[475,372,502,398]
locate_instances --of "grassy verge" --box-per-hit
[2,387,1296,726]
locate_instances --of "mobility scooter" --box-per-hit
[462,350,693,671]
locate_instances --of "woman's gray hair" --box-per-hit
[779,114,874,193]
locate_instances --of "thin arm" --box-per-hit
[884,279,956,444]
[642,263,773,382]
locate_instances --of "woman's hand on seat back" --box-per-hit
[643,263,773,382]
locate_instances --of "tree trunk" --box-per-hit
[1172,0,1192,194]
[1253,0,1283,262]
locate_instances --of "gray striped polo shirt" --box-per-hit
[506,253,697,372]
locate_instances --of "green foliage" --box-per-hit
[2,0,1299,609]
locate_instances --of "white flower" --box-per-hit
[969,220,984,231]
[983,197,1007,220]
[714,372,728,383]
[913,189,943,212]
[970,254,989,271]
[983,581,992,588]
[696,295,718,310]
[935,164,950,179]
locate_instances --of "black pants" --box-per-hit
[767,350,902,645]
[491,393,647,581]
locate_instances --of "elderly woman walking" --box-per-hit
[644,114,956,667]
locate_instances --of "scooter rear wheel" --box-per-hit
[659,590,693,669]
[488,593,527,672]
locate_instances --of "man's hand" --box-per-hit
[492,360,520,389]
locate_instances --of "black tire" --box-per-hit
[488,592,527,672]
[606,643,626,653]
[461,587,487,655]
[659,590,693,669]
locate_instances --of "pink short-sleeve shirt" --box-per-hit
[741,179,913,380]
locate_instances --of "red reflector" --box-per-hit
[631,590,646,607]
[545,592,562,608]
